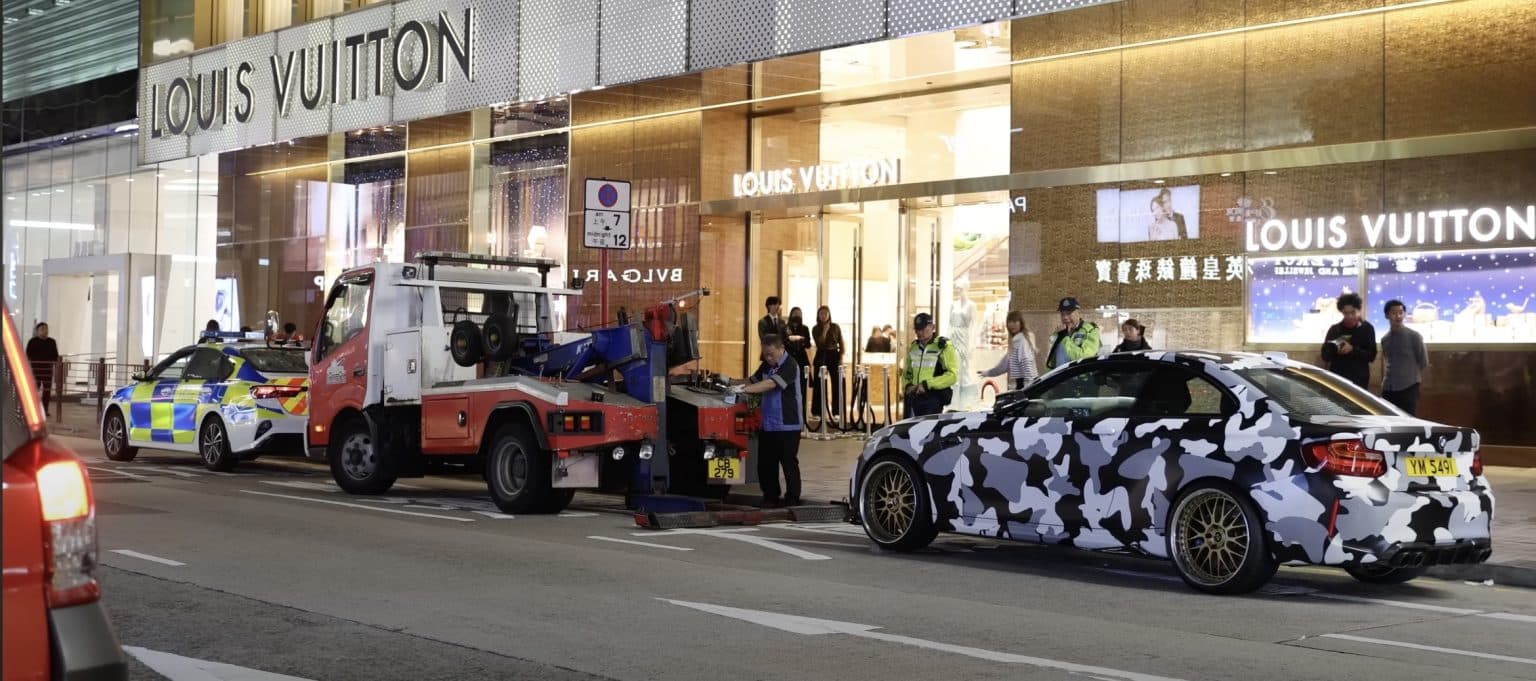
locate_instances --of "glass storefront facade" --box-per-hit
[123,0,1534,449]
[2,131,219,366]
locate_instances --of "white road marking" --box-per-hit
[772,537,868,549]
[1310,592,1482,615]
[559,511,599,518]
[260,480,338,493]
[660,599,1189,681]
[634,528,830,560]
[87,466,155,482]
[589,536,695,551]
[392,482,426,490]
[240,490,474,522]
[124,646,317,680]
[473,511,515,520]
[1478,612,1536,624]
[1317,633,1536,666]
[778,523,868,537]
[135,465,205,478]
[108,550,186,566]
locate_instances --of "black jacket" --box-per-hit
[1321,320,1378,389]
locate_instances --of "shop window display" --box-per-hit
[1365,249,1536,343]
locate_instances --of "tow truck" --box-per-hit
[306,251,756,514]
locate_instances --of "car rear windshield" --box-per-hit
[1236,367,1398,417]
[240,348,308,374]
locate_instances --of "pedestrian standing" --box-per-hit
[812,305,845,419]
[864,325,891,353]
[979,311,1038,391]
[757,296,787,345]
[1321,292,1377,391]
[900,313,959,418]
[26,323,59,415]
[1380,299,1429,415]
[728,334,803,507]
[1113,319,1151,353]
[785,307,812,417]
[1045,297,1101,370]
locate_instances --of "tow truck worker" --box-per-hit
[729,334,804,508]
[900,313,959,418]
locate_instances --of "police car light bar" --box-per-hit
[201,331,267,341]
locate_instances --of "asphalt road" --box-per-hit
[71,438,1536,681]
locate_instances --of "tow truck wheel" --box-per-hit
[539,489,576,514]
[486,423,554,514]
[329,418,397,495]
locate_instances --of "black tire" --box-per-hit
[328,417,397,495]
[486,422,555,514]
[1167,481,1278,595]
[857,455,938,552]
[481,313,517,361]
[539,488,576,514]
[101,408,138,462]
[199,417,238,472]
[450,320,484,367]
[1345,563,1428,585]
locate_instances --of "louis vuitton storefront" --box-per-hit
[136,0,1536,453]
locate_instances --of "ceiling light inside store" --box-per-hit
[3,17,18,24]
[1264,171,1278,175]
[1220,172,1232,177]
[27,7,44,15]
[114,124,138,133]
[1153,179,1165,184]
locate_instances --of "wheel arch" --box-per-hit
[853,447,925,505]
[479,402,548,459]
[100,403,126,441]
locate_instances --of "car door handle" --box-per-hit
[353,365,366,377]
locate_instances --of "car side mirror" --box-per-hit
[993,391,1031,416]
[131,373,147,382]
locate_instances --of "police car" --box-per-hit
[100,332,310,471]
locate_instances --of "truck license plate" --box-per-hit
[707,456,743,484]
[1404,457,1458,477]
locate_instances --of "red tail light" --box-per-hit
[36,456,100,607]
[1304,439,1387,478]
[1471,450,1484,477]
[251,385,305,400]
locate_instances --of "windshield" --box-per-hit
[240,348,309,374]
[1236,366,1400,417]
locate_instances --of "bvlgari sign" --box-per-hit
[145,9,474,138]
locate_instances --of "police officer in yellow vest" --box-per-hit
[900,312,960,418]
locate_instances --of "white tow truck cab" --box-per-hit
[307,252,660,514]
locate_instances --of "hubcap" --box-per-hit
[1173,489,1250,586]
[862,462,917,543]
[202,424,224,464]
[494,443,529,497]
[340,432,375,480]
[106,416,125,454]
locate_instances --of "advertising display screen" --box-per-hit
[1365,248,1536,343]
[1247,255,1362,343]
[1248,248,1536,344]
[1096,185,1201,243]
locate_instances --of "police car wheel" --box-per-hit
[102,408,138,462]
[329,418,397,495]
[487,422,553,514]
[200,418,238,472]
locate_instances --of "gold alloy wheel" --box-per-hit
[862,461,918,543]
[1172,488,1251,587]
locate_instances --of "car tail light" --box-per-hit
[1471,450,1484,477]
[37,457,100,607]
[1303,439,1387,478]
[548,411,604,434]
[251,384,305,400]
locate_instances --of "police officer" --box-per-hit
[900,313,959,418]
[1045,297,1101,370]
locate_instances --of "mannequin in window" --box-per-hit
[949,278,978,409]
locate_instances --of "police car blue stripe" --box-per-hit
[172,403,197,431]
[130,402,153,430]
[150,428,176,443]
[152,380,179,401]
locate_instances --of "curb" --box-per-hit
[1427,562,1536,589]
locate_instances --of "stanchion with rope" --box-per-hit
[806,366,838,441]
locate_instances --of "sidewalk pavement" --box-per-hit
[48,399,1536,587]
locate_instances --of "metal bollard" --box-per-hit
[95,357,107,423]
[883,365,895,426]
[806,366,837,441]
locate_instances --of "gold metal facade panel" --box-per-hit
[1384,149,1536,216]
[406,146,471,249]
[1121,36,1246,161]
[1244,15,1385,149]
[1011,1,1121,60]
[755,54,821,100]
[1120,0,1245,44]
[1011,54,1123,172]
[407,113,474,150]
[1242,0,1384,24]
[1386,0,1536,139]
